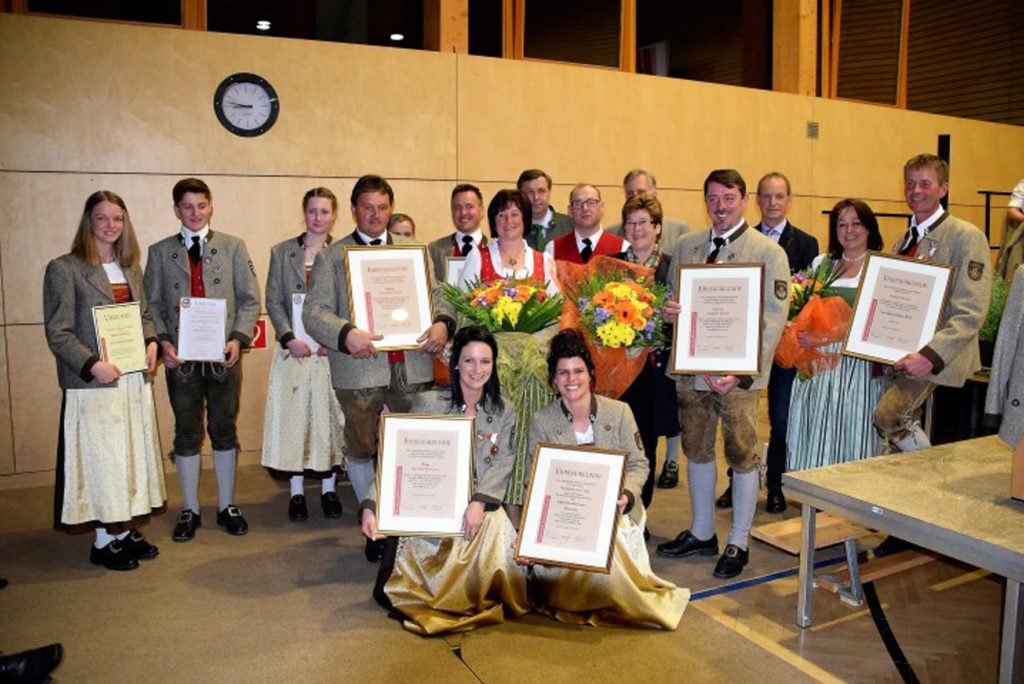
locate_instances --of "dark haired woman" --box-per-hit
[261,188,345,521]
[373,326,529,634]
[43,191,165,571]
[525,329,687,629]
[787,199,886,470]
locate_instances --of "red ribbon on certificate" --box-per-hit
[536,494,551,543]
[366,292,375,334]
[862,299,878,342]
[393,465,403,516]
[99,337,108,363]
[689,312,698,356]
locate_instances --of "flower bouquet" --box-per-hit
[558,255,668,398]
[442,278,564,333]
[775,259,854,378]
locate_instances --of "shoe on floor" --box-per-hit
[0,643,64,682]
[172,510,201,542]
[716,484,733,509]
[217,505,249,536]
[365,537,387,562]
[656,530,719,558]
[712,544,749,579]
[121,530,159,560]
[90,540,139,571]
[657,461,679,489]
[872,535,914,558]
[320,491,343,518]
[765,488,787,514]
[288,494,308,522]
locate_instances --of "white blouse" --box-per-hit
[459,239,561,297]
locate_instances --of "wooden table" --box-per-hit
[783,436,1024,683]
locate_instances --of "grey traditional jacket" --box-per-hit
[412,389,516,505]
[525,211,573,251]
[143,229,260,348]
[44,253,157,390]
[265,233,332,348]
[528,395,648,522]
[670,222,790,391]
[893,212,992,387]
[984,264,1024,447]
[302,231,454,391]
[427,232,488,284]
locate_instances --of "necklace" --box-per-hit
[841,251,867,262]
[500,246,523,268]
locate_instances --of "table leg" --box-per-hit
[797,504,816,628]
[999,578,1022,684]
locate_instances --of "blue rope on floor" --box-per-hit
[690,555,847,601]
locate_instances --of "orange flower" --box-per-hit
[483,290,499,305]
[515,288,531,302]
[593,291,614,306]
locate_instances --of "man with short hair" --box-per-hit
[874,154,991,453]
[303,174,454,562]
[144,177,261,542]
[517,168,573,251]
[427,184,488,284]
[718,172,819,514]
[656,169,789,579]
[607,169,689,254]
[547,184,627,263]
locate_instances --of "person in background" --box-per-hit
[547,184,627,264]
[517,168,573,251]
[428,184,488,284]
[387,213,416,239]
[606,168,689,254]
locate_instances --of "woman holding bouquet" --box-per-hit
[524,329,687,629]
[459,189,560,297]
[614,195,682,512]
[787,199,885,470]
[372,326,529,634]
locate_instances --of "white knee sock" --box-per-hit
[176,454,201,513]
[321,473,337,494]
[687,460,717,540]
[289,475,304,497]
[346,460,377,504]
[94,529,115,548]
[728,469,759,550]
[212,449,237,511]
[114,531,129,540]
[665,435,680,464]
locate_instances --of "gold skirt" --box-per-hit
[385,507,530,635]
[530,512,689,630]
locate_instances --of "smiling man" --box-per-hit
[427,184,487,283]
[547,184,627,263]
[656,169,788,580]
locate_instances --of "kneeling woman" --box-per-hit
[526,329,687,629]
[373,326,529,634]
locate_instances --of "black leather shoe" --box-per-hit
[713,544,749,579]
[872,535,913,558]
[765,488,787,514]
[288,495,308,522]
[0,578,8,590]
[217,505,249,536]
[121,530,159,560]
[656,530,719,558]
[320,492,343,518]
[90,540,139,571]
[0,643,63,683]
[716,484,733,508]
[656,461,679,489]
[172,510,201,542]
[365,537,387,562]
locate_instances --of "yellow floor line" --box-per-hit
[929,568,990,593]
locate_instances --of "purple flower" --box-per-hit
[506,286,518,298]
[594,307,611,323]
[577,297,589,310]
[643,319,657,334]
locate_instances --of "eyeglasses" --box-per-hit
[624,218,655,229]
[570,198,600,210]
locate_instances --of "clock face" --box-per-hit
[213,73,280,137]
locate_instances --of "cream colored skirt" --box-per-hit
[261,347,344,472]
[530,510,689,629]
[385,507,531,635]
[61,372,166,526]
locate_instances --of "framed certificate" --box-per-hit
[345,246,434,350]
[444,256,466,287]
[177,297,227,361]
[669,263,764,375]
[843,254,953,364]
[375,414,475,536]
[92,302,147,373]
[290,294,319,352]
[515,443,627,573]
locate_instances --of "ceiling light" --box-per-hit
[390,33,404,41]
[256,20,271,31]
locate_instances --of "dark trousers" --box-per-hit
[765,362,796,490]
[166,361,242,455]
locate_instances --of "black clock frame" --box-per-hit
[213,72,280,137]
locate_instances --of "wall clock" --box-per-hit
[213,72,280,137]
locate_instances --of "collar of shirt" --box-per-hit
[761,218,787,242]
[356,229,387,245]
[576,227,603,252]
[536,207,554,230]
[180,225,210,251]
[624,243,662,268]
[455,229,484,247]
[558,395,598,424]
[910,206,944,236]
[710,218,745,244]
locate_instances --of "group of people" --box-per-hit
[43,152,995,632]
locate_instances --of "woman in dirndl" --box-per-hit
[261,187,346,521]
[43,190,166,571]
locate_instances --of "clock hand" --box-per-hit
[224,101,254,109]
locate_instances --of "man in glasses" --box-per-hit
[547,184,626,264]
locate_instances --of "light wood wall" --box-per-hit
[2,13,1022,486]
